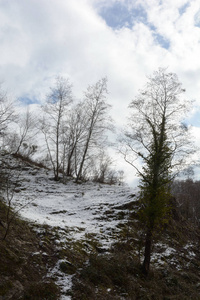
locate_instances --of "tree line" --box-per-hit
[0,77,122,185]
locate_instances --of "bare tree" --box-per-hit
[76,78,112,182]
[0,153,34,240]
[4,107,38,157]
[0,85,15,147]
[120,69,194,275]
[61,101,87,179]
[172,178,200,225]
[41,76,73,181]
[14,107,37,155]
[92,149,113,183]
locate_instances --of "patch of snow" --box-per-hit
[48,259,73,300]
[151,244,177,267]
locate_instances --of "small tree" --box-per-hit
[0,152,35,240]
[15,107,37,155]
[92,149,114,183]
[120,69,194,275]
[5,107,38,157]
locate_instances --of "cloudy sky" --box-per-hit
[1,0,200,184]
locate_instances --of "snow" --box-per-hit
[13,172,134,246]
[49,260,73,300]
[151,245,177,267]
[6,157,135,299]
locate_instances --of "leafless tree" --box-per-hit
[5,107,38,157]
[92,149,113,183]
[76,78,112,182]
[0,153,34,240]
[61,101,87,179]
[0,85,15,147]
[172,177,200,225]
[15,108,37,155]
[41,76,73,181]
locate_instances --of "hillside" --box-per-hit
[1,154,200,299]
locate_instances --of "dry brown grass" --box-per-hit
[0,201,60,299]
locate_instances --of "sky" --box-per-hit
[1,0,200,185]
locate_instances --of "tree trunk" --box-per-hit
[76,132,91,182]
[55,126,59,181]
[66,143,76,177]
[76,146,87,182]
[142,228,153,275]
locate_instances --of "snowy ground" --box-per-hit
[1,154,198,298]
[3,155,135,299]
[12,168,134,246]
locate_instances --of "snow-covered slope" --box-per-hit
[2,154,136,299]
[8,157,133,240]
[13,168,134,247]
